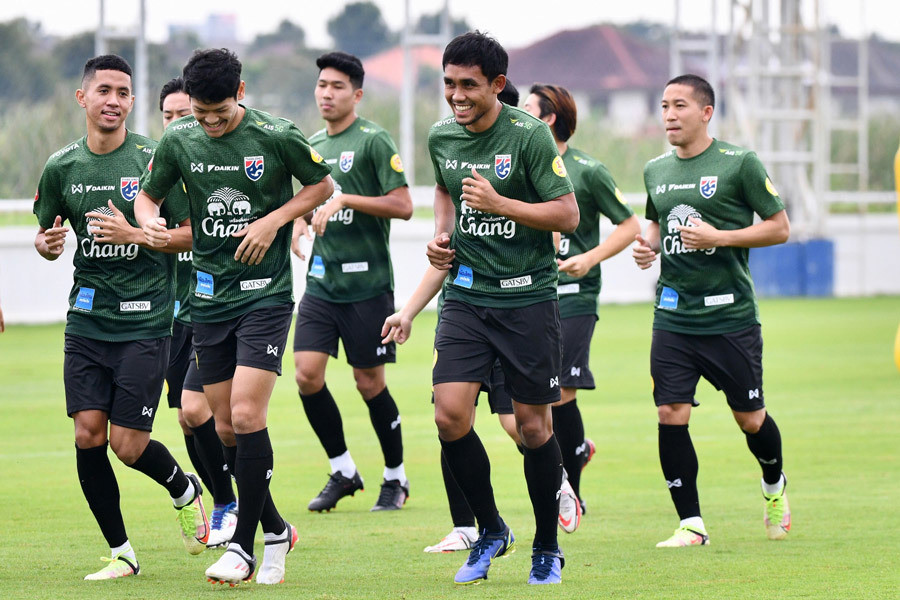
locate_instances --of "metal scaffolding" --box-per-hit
[95,0,148,137]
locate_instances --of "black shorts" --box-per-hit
[64,334,170,431]
[429,359,514,415]
[433,299,562,405]
[559,314,597,390]
[293,292,396,369]
[182,348,203,393]
[650,325,765,412]
[165,321,193,408]
[192,303,294,386]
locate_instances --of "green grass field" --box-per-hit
[0,297,898,599]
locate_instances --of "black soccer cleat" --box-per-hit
[370,478,409,511]
[307,471,364,512]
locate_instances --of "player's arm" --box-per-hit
[676,209,790,250]
[34,216,69,261]
[86,200,191,253]
[633,221,660,270]
[559,215,641,278]
[381,266,449,345]
[426,184,456,270]
[312,185,412,236]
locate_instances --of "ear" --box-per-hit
[544,112,557,128]
[702,104,714,123]
[75,89,86,108]
[353,87,364,104]
[491,74,507,95]
[236,80,246,101]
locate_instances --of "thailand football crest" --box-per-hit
[245,156,264,181]
[340,151,355,173]
[120,177,139,201]
[699,176,718,199]
[495,154,511,180]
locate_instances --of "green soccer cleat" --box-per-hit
[656,525,710,547]
[84,551,140,580]
[763,479,791,540]
[175,472,210,555]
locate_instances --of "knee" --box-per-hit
[434,409,466,441]
[109,435,146,466]
[295,367,324,395]
[215,421,235,446]
[181,398,210,429]
[737,410,765,434]
[517,419,552,448]
[176,411,193,435]
[354,371,383,400]
[230,403,263,435]
[657,403,690,425]
[74,428,107,450]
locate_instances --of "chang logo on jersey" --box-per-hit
[663,204,716,256]
[458,200,515,239]
[177,250,193,262]
[339,151,354,173]
[202,187,253,238]
[494,154,511,180]
[83,207,139,260]
[558,237,570,255]
[316,183,353,225]
[120,177,139,201]
[245,156,264,181]
[699,176,718,199]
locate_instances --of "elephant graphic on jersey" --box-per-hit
[232,200,252,215]
[667,203,702,234]
[206,187,251,217]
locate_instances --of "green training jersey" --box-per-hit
[427,104,574,308]
[141,107,332,323]
[170,181,193,325]
[643,139,785,334]
[557,147,635,319]
[304,117,408,303]
[34,132,188,342]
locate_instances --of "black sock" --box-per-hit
[441,450,475,528]
[184,433,213,496]
[523,434,563,551]
[231,428,275,554]
[222,443,237,476]
[516,444,526,456]
[744,413,783,485]
[190,416,236,505]
[552,400,586,498]
[128,439,191,501]
[658,423,701,520]
[76,443,128,548]
[439,429,502,533]
[300,384,347,458]
[365,387,403,469]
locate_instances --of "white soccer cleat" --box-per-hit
[558,476,583,533]
[207,501,238,548]
[206,545,256,586]
[256,522,298,584]
[423,526,479,553]
[656,525,710,547]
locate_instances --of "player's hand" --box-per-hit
[557,253,595,278]
[141,214,171,247]
[291,217,312,259]
[311,195,344,236]
[86,200,140,245]
[426,232,455,270]
[233,214,279,265]
[43,215,69,256]
[381,311,413,345]
[632,233,657,270]
[676,217,720,250]
[461,167,505,214]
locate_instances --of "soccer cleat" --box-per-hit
[528,546,564,585]
[206,544,256,586]
[84,551,140,580]
[308,471,364,512]
[256,522,298,584]
[176,472,210,555]
[763,479,791,540]
[371,479,409,511]
[453,524,516,584]
[424,526,479,553]
[579,438,596,471]
[558,475,582,533]
[656,525,710,547]
[207,501,238,548]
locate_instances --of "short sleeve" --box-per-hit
[140,133,182,201]
[590,163,634,224]
[279,123,332,186]
[369,131,408,195]
[427,128,446,188]
[739,152,785,219]
[522,123,574,202]
[33,160,66,229]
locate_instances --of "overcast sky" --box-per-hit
[2,0,895,50]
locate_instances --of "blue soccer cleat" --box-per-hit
[453,524,516,584]
[528,545,564,585]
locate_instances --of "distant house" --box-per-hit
[363,45,445,92]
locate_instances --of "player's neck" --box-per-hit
[465,99,503,134]
[556,140,568,156]
[85,125,127,155]
[675,134,714,159]
[325,112,358,136]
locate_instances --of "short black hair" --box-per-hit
[183,48,242,103]
[82,55,132,87]
[159,76,186,111]
[442,30,507,83]
[666,74,715,109]
[498,80,519,106]
[317,51,365,89]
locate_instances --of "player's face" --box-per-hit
[661,83,711,147]
[162,91,191,128]
[315,67,362,122]
[443,64,504,130]
[191,81,245,138]
[523,93,546,122]
[77,69,133,133]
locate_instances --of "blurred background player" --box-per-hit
[292,51,413,512]
[159,76,238,548]
[523,83,640,532]
[33,54,207,580]
[633,74,791,547]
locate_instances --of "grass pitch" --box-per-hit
[0,296,898,599]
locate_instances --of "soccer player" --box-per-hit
[523,83,641,532]
[386,31,579,585]
[135,48,334,585]
[291,51,413,513]
[33,54,208,581]
[159,76,238,548]
[633,74,792,547]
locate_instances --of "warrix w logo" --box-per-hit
[656,185,666,195]
[191,162,204,173]
[748,388,760,400]
[549,376,559,389]
[71,183,83,194]
[570,366,581,377]
[267,344,279,357]
[141,406,154,417]
[376,346,387,356]
[666,478,683,489]
[445,159,457,170]
[758,457,778,465]
[265,469,273,480]
[390,416,401,430]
